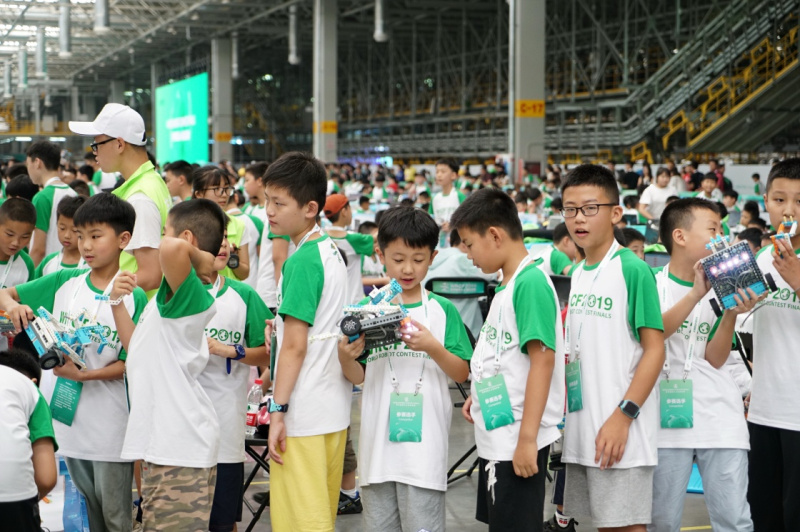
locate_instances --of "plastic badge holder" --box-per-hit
[700,235,777,316]
[340,279,412,360]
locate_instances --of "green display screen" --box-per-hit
[155,72,209,165]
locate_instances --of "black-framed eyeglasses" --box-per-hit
[560,203,617,218]
[203,186,235,198]
[90,137,117,153]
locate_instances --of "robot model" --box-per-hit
[701,235,777,317]
[25,307,108,370]
[339,280,414,361]
[771,215,797,255]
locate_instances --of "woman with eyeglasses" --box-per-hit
[192,166,251,281]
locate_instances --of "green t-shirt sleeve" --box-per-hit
[32,188,54,233]
[119,287,149,361]
[345,233,375,256]
[156,268,215,319]
[20,251,35,282]
[549,247,573,276]
[16,269,86,312]
[457,190,467,204]
[92,170,103,186]
[619,249,664,341]
[278,248,324,326]
[29,391,57,451]
[431,294,472,361]
[513,265,558,354]
[34,252,58,279]
[428,200,434,215]
[249,215,265,247]
[267,229,291,242]
[230,281,274,347]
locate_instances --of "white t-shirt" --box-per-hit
[230,211,260,290]
[243,203,267,223]
[17,269,148,461]
[32,182,78,257]
[125,192,163,252]
[256,224,294,309]
[533,245,574,277]
[655,267,749,450]
[563,247,664,469]
[470,260,565,461]
[35,251,85,279]
[639,184,677,220]
[197,278,271,463]
[0,250,35,352]
[273,235,352,437]
[0,365,55,502]
[328,231,376,305]
[122,270,220,468]
[360,293,472,491]
[429,189,465,226]
[748,245,800,431]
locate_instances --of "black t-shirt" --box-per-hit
[622,171,639,190]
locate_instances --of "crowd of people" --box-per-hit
[0,101,798,532]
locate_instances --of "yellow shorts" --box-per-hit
[269,429,347,532]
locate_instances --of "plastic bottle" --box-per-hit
[245,379,263,438]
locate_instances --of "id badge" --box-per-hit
[565,360,584,413]
[51,377,83,426]
[474,374,515,431]
[659,379,693,428]
[388,393,423,442]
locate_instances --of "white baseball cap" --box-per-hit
[69,103,147,146]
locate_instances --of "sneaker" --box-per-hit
[543,514,578,532]
[337,491,363,515]
[252,491,270,506]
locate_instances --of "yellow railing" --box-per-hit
[662,25,799,150]
[629,141,654,164]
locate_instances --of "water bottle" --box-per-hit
[245,379,263,438]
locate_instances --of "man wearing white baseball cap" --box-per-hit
[69,103,172,296]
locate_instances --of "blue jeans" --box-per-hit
[648,448,752,532]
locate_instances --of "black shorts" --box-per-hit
[209,462,244,532]
[0,496,41,532]
[476,447,549,532]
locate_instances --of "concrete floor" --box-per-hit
[243,387,714,531]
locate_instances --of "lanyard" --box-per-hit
[387,288,430,396]
[209,274,222,298]
[565,241,620,361]
[473,254,534,382]
[59,250,86,270]
[658,265,701,380]
[296,223,321,250]
[69,270,120,324]
[0,254,16,288]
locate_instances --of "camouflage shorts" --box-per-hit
[140,461,217,532]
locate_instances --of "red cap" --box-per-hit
[323,194,349,217]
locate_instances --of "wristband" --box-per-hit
[226,343,246,374]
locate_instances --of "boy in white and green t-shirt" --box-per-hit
[198,231,273,532]
[26,140,78,265]
[451,189,564,531]
[533,222,577,276]
[560,165,664,530]
[0,198,37,354]
[263,152,352,531]
[338,206,472,532]
[0,193,147,532]
[115,199,228,530]
[34,196,87,278]
[323,194,377,304]
[650,199,760,531]
[430,158,466,248]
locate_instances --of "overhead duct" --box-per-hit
[231,31,240,79]
[35,26,46,78]
[4,61,11,98]
[59,1,71,58]
[17,48,27,89]
[288,5,300,65]
[374,0,389,42]
[94,0,110,35]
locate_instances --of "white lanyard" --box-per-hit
[0,254,16,288]
[473,254,534,382]
[69,270,120,324]
[209,274,222,298]
[565,241,620,361]
[658,265,701,380]
[387,288,430,396]
[296,224,321,250]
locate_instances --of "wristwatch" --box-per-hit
[267,398,289,414]
[226,344,247,374]
[618,400,641,420]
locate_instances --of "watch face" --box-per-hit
[622,401,639,417]
[227,253,240,269]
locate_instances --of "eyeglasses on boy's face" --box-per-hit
[90,137,117,153]
[203,186,235,197]
[560,203,617,218]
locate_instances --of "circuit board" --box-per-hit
[701,240,767,309]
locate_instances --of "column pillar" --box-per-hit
[509,0,546,183]
[109,80,125,104]
[211,38,233,163]
[312,0,338,162]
